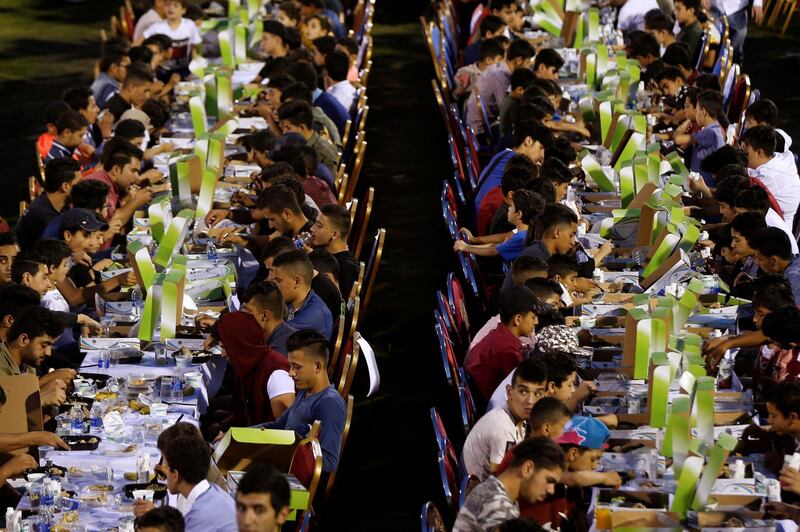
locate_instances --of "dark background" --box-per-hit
[1,1,798,529]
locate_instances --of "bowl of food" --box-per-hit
[124,482,168,501]
[61,435,101,451]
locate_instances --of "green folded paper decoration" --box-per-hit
[648,364,673,428]
[585,52,597,87]
[613,131,646,171]
[615,51,627,70]
[692,376,715,445]
[154,209,195,268]
[578,95,595,124]
[204,73,218,118]
[216,70,233,117]
[580,151,615,192]
[189,96,208,138]
[662,394,690,470]
[627,63,641,86]
[189,57,208,79]
[248,18,262,49]
[127,240,156,290]
[636,318,666,379]
[196,167,219,219]
[219,28,235,69]
[608,115,631,153]
[532,11,562,36]
[670,455,704,517]
[619,164,635,207]
[160,269,186,340]
[206,132,225,172]
[138,275,161,341]
[596,40,608,82]
[147,195,172,243]
[169,154,199,208]
[690,432,738,510]
[586,8,600,42]
[172,255,187,273]
[598,101,614,144]
[574,14,585,48]
[666,151,689,178]
[641,232,681,278]
[234,24,248,63]
[246,0,260,20]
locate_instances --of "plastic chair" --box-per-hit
[289,436,323,505]
[322,394,354,504]
[456,367,476,435]
[475,90,494,143]
[420,501,447,532]
[441,181,460,240]
[457,474,481,509]
[693,31,708,70]
[726,73,751,123]
[430,407,460,512]
[337,336,360,397]
[350,187,375,259]
[330,296,360,383]
[722,63,740,110]
[434,314,460,387]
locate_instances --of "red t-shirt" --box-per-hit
[465,323,522,400]
[476,186,504,236]
[303,176,336,207]
[83,170,120,219]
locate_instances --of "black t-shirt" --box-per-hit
[67,263,96,289]
[13,195,60,250]
[106,93,131,122]
[334,250,359,300]
[311,273,342,323]
[488,203,514,235]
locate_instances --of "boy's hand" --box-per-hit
[205,209,230,227]
[49,368,77,383]
[77,314,103,336]
[34,432,70,450]
[601,472,622,488]
[780,466,800,495]
[132,499,155,517]
[40,380,67,407]
[0,454,38,478]
[453,240,468,252]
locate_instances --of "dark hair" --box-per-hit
[71,179,111,211]
[540,203,578,234]
[63,87,93,112]
[478,37,505,63]
[712,174,751,206]
[496,517,546,532]
[746,99,779,127]
[135,506,185,532]
[258,184,302,215]
[510,68,536,91]
[11,251,45,284]
[479,14,505,37]
[141,98,170,130]
[699,146,748,175]
[506,39,535,62]
[740,125,777,156]
[533,306,566,329]
[101,138,143,169]
[43,158,80,194]
[710,224,733,254]
[312,35,337,55]
[279,82,313,104]
[0,385,5,406]
[729,212,768,242]
[658,66,686,83]
[101,36,130,56]
[511,256,549,284]
[734,186,771,214]
[115,119,146,141]
[320,203,351,237]
[548,254,579,279]
[749,227,793,261]
[268,75,297,97]
[540,158,572,186]
[0,232,17,248]
[44,101,71,127]
[164,435,210,485]
[242,281,285,317]
[752,275,795,311]
[533,49,564,72]
[278,100,314,129]
[56,110,88,134]
[715,163,749,182]
[309,248,339,281]
[523,277,563,302]
[0,284,40,323]
[128,45,154,65]
[518,104,550,125]
[260,161,298,185]
[528,396,572,430]
[763,307,800,345]
[662,42,692,70]
[7,306,65,343]
[513,119,554,151]
[272,249,314,285]
[286,329,329,364]
[336,36,359,56]
[285,61,319,92]
[548,137,577,166]
[271,146,309,178]
[763,376,800,417]
[123,62,153,87]
[513,357,548,386]
[236,462,291,512]
[505,153,540,176]
[675,0,701,15]
[509,436,567,470]
[538,351,577,386]
[512,190,546,226]
[279,0,302,22]
[325,50,350,82]
[33,239,71,270]
[644,9,675,31]
[261,57,292,81]
[270,178,307,209]
[260,236,295,263]
[142,34,172,52]
[696,90,723,121]
[694,73,722,92]
[156,422,204,454]
[249,130,277,155]
[99,52,127,73]
[527,179,557,204]
[500,167,534,197]
[630,32,660,59]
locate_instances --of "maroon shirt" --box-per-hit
[465,323,522,400]
[303,175,336,207]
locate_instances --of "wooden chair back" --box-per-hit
[350,187,375,258]
[323,394,354,504]
[359,228,385,316]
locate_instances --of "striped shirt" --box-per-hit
[454,475,519,532]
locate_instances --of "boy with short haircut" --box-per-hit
[476,159,537,236]
[510,256,549,287]
[324,49,356,111]
[749,227,800,303]
[750,280,798,382]
[456,38,506,105]
[133,0,167,42]
[532,49,564,81]
[674,0,704,60]
[528,396,572,439]
[277,1,302,28]
[135,506,185,532]
[741,125,800,232]
[105,63,154,122]
[537,351,578,403]
[662,42,695,83]
[734,186,798,254]
[91,52,131,108]
[44,111,88,163]
[745,99,793,159]
[310,203,359,299]
[644,9,676,54]
[11,251,52,297]
[278,100,339,174]
[0,233,20,285]
[463,357,548,480]
[33,239,72,313]
[235,463,291,532]
[141,0,201,79]
[498,68,537,139]
[547,254,588,307]
[454,437,566,532]
[690,90,725,185]
[466,286,542,401]
[462,15,507,67]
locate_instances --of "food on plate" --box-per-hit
[124,472,138,481]
[88,484,114,492]
[95,391,118,400]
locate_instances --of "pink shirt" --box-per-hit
[470,314,536,352]
[83,170,119,219]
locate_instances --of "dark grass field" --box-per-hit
[1,1,799,529]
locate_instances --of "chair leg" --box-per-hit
[781,1,797,33]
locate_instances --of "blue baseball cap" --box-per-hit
[554,416,610,449]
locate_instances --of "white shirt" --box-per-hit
[765,207,799,254]
[750,156,800,232]
[713,0,761,15]
[618,0,660,31]
[462,403,526,481]
[133,8,164,42]
[327,80,357,112]
[470,314,536,352]
[143,19,201,70]
[487,370,516,412]
[266,369,295,399]
[177,479,210,515]
[42,289,70,312]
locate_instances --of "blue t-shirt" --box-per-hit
[691,122,725,185]
[473,149,515,211]
[183,484,237,532]
[287,290,333,339]
[496,230,526,261]
[313,90,349,137]
[260,385,347,473]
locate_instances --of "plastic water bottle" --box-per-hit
[130,287,144,319]
[38,505,52,532]
[206,240,218,260]
[69,405,84,436]
[89,403,103,434]
[171,368,184,403]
